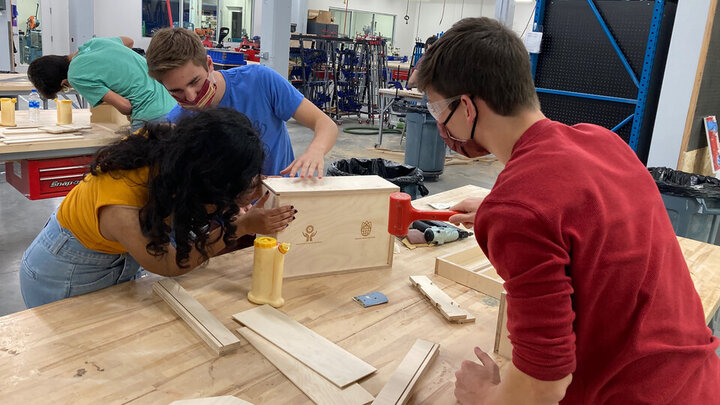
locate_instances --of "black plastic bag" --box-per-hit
[327,158,429,197]
[648,167,720,199]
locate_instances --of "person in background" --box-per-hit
[407,35,438,89]
[20,108,295,308]
[145,28,338,178]
[27,36,176,130]
[416,17,720,404]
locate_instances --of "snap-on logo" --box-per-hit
[49,180,81,188]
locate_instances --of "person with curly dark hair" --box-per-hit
[19,108,295,308]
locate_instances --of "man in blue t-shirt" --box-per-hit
[145,28,338,177]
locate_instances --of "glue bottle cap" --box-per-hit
[254,236,277,249]
[278,242,290,254]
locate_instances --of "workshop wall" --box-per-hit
[94,0,150,50]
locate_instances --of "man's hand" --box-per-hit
[455,347,501,405]
[280,148,325,178]
[233,192,295,235]
[449,197,484,228]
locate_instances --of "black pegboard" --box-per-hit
[538,92,635,142]
[534,0,677,163]
[688,4,720,152]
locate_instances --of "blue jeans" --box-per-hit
[19,210,143,308]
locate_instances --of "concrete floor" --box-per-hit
[0,117,501,316]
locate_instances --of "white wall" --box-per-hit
[93,0,149,49]
[647,0,713,168]
[0,0,10,70]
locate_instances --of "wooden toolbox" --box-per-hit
[434,245,504,299]
[262,176,399,279]
[5,155,92,200]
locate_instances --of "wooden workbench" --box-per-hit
[0,185,718,404]
[0,109,125,161]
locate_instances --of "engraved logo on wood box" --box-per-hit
[302,225,317,242]
[360,220,372,237]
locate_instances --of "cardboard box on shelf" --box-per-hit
[307,9,333,24]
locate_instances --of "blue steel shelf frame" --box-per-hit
[530,0,666,152]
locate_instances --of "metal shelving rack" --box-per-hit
[529,0,677,162]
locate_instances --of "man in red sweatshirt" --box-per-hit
[416,17,720,404]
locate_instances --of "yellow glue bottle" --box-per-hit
[55,99,73,125]
[248,237,290,308]
[0,98,17,126]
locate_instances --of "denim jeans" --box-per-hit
[19,210,143,308]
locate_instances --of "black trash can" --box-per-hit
[327,158,429,200]
[648,167,720,244]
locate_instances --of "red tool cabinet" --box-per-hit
[5,155,92,200]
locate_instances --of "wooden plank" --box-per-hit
[372,339,439,405]
[153,279,241,355]
[237,327,375,405]
[170,396,254,405]
[263,175,398,195]
[494,292,512,359]
[677,0,719,169]
[232,305,376,388]
[435,247,504,299]
[409,275,475,323]
[1,134,83,144]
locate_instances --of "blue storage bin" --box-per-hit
[207,50,245,65]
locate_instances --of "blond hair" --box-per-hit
[146,28,207,80]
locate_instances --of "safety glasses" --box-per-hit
[427,95,461,120]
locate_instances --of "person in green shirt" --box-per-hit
[27,36,176,129]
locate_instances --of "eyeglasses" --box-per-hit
[427,95,461,120]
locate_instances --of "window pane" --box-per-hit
[351,10,373,37]
[331,9,351,38]
[143,0,181,36]
[374,13,394,47]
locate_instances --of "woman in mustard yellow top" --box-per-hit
[19,108,296,308]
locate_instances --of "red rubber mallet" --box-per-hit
[388,192,460,236]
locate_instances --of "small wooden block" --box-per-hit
[237,327,374,405]
[170,396,254,405]
[435,246,505,299]
[409,275,475,323]
[233,304,376,388]
[153,279,241,356]
[494,291,512,358]
[372,339,439,405]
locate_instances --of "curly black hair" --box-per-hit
[90,108,265,268]
[27,55,71,99]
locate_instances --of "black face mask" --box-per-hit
[436,98,490,158]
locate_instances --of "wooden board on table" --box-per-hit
[372,339,439,405]
[232,304,376,388]
[494,291,512,359]
[39,124,93,133]
[435,246,504,299]
[237,327,375,405]
[153,278,241,355]
[1,134,83,144]
[409,275,475,323]
[170,396,254,405]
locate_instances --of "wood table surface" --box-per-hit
[0,109,125,161]
[0,73,35,92]
[1,185,718,404]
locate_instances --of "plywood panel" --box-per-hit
[372,339,439,405]
[233,305,376,388]
[237,327,374,405]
